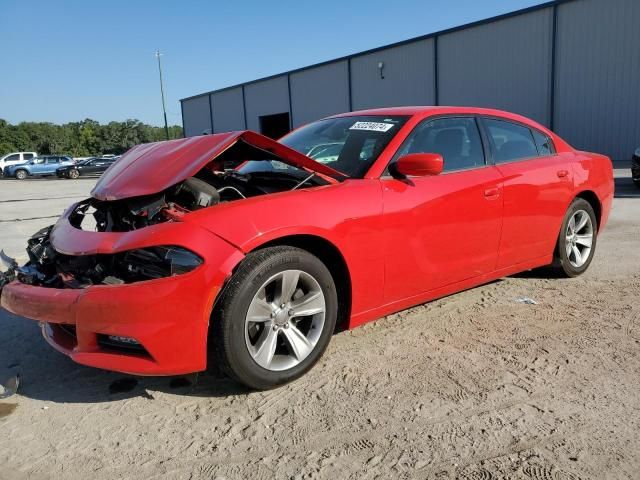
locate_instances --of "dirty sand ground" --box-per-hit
[0,171,638,480]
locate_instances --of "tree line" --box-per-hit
[0,118,183,157]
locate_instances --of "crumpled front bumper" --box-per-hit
[0,207,244,376]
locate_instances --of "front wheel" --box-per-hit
[553,198,597,277]
[211,246,337,390]
[15,170,27,180]
[68,169,80,179]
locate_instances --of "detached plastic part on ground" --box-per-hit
[0,375,19,399]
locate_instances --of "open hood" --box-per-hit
[91,131,347,201]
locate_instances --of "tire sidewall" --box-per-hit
[69,169,79,179]
[556,198,597,277]
[15,170,27,180]
[220,248,337,389]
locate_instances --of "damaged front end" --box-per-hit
[2,225,203,289]
[1,130,343,292]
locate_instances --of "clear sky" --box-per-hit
[0,0,548,127]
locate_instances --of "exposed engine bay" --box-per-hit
[0,163,326,290]
[71,167,325,233]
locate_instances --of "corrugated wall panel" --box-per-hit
[290,61,349,127]
[555,0,640,160]
[350,39,435,110]
[243,76,290,132]
[211,87,245,133]
[438,8,553,126]
[181,96,211,137]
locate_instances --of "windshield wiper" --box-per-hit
[291,172,317,191]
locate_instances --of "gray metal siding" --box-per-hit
[290,61,349,127]
[211,87,245,133]
[438,8,553,126]
[182,96,212,137]
[243,76,290,132]
[350,39,435,110]
[555,0,640,159]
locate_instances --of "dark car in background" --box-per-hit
[632,147,640,188]
[56,156,118,179]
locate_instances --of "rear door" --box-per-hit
[93,159,112,173]
[43,157,61,174]
[381,116,504,302]
[480,117,574,268]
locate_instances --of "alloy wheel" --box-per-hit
[565,209,593,268]
[245,269,326,371]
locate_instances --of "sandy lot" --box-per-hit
[0,171,639,480]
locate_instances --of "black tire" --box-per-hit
[69,169,80,179]
[15,170,27,180]
[553,198,598,277]
[211,246,338,390]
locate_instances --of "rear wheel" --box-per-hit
[553,198,597,277]
[212,246,337,389]
[15,170,27,180]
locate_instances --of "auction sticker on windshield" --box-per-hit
[349,121,395,132]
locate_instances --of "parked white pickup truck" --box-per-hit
[0,152,38,175]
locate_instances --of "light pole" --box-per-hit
[155,50,170,140]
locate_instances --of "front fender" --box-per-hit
[182,180,385,318]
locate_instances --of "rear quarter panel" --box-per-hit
[572,151,614,232]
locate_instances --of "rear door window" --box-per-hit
[484,119,538,163]
[23,153,35,160]
[532,130,555,156]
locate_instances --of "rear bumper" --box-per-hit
[1,218,244,376]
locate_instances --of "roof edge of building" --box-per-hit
[180,0,576,103]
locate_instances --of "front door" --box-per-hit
[381,116,504,303]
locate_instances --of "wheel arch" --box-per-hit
[574,190,602,229]
[252,234,352,331]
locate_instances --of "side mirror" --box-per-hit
[391,153,444,178]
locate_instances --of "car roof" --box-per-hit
[329,106,549,131]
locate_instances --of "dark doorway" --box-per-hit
[259,112,290,139]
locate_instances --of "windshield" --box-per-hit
[236,115,408,179]
[280,115,408,177]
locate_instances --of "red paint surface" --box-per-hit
[1,107,614,375]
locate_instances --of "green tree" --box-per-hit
[0,118,182,157]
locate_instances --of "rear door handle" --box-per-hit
[557,169,569,178]
[484,187,500,199]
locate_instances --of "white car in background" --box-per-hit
[0,152,38,176]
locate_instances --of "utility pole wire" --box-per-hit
[155,50,170,140]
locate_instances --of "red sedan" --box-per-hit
[0,107,613,389]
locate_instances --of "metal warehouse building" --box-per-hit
[180,0,640,160]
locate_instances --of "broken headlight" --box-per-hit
[120,246,203,281]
